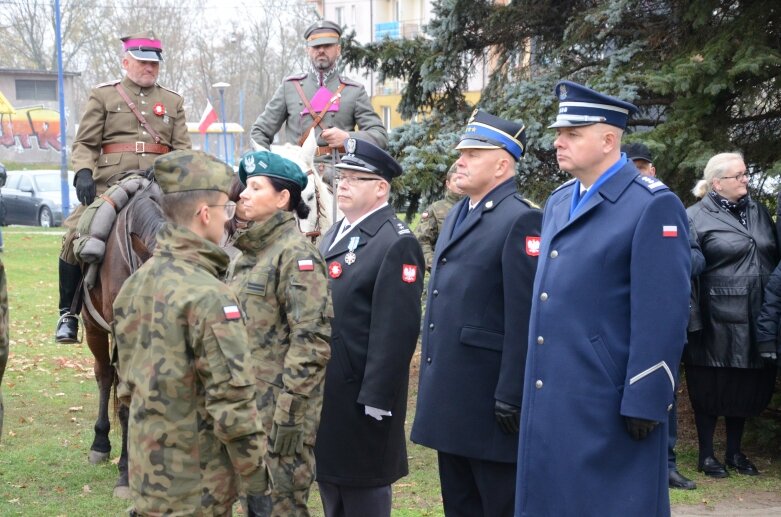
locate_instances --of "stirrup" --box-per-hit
[55,312,83,344]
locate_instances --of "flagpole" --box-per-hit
[212,82,230,164]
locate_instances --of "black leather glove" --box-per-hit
[246,493,272,517]
[74,168,96,205]
[494,400,521,434]
[624,417,659,440]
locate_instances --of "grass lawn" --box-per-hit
[0,227,778,515]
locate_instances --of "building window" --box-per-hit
[382,106,392,131]
[16,79,57,101]
[335,6,344,25]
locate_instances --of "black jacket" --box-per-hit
[315,205,424,487]
[686,194,778,368]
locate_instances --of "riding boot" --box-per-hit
[55,259,82,343]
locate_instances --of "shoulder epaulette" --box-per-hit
[393,218,412,236]
[285,73,308,82]
[157,84,183,97]
[634,174,669,194]
[94,79,120,88]
[514,194,541,209]
[551,178,577,194]
[338,75,361,87]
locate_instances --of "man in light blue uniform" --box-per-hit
[515,81,691,516]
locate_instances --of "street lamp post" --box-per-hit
[212,82,230,164]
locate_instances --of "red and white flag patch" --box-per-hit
[402,264,418,283]
[662,225,678,238]
[223,305,241,320]
[298,259,314,271]
[525,236,541,256]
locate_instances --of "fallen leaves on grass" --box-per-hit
[68,406,83,412]
[82,485,91,493]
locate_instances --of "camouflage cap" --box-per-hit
[154,150,234,195]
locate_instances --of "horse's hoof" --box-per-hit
[88,450,110,465]
[113,485,131,499]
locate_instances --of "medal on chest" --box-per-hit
[344,236,359,265]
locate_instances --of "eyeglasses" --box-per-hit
[720,171,751,181]
[195,201,237,219]
[335,173,381,185]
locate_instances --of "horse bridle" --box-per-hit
[299,168,323,243]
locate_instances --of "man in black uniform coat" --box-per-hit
[315,138,424,517]
[410,110,542,517]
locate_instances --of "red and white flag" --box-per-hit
[298,259,314,271]
[198,100,219,134]
[662,225,678,238]
[223,305,241,320]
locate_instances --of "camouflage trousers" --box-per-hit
[242,445,316,517]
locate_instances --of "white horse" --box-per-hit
[257,131,341,244]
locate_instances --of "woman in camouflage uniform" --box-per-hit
[228,150,332,516]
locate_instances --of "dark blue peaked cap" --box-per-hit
[337,138,402,182]
[456,109,526,161]
[549,80,638,130]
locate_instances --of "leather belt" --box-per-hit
[315,145,345,157]
[102,142,171,155]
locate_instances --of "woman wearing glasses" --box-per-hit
[227,150,332,516]
[686,152,778,478]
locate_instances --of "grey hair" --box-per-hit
[691,152,744,199]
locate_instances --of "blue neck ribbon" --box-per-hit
[569,154,628,219]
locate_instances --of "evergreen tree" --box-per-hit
[342,0,781,212]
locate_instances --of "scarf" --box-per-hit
[709,190,749,227]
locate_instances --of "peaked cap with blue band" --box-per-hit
[238,150,308,190]
[336,138,402,182]
[455,109,526,161]
[548,80,638,129]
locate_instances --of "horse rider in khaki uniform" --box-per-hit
[250,20,387,181]
[55,31,191,343]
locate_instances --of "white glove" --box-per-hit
[364,405,392,421]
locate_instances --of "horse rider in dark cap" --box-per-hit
[55,31,191,343]
[250,20,387,182]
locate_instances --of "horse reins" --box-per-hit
[299,168,323,243]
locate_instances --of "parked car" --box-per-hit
[1,170,78,227]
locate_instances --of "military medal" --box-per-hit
[344,236,359,265]
[328,261,342,278]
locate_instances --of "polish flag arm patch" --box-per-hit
[298,259,314,271]
[662,225,678,238]
[223,305,242,320]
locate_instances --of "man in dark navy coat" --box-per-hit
[411,110,541,517]
[515,81,691,516]
[315,138,424,517]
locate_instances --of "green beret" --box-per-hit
[153,150,234,195]
[238,151,308,191]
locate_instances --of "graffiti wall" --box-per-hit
[0,106,63,152]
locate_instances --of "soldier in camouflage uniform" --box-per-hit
[250,20,386,182]
[414,163,464,271]
[0,255,8,441]
[227,150,332,516]
[56,31,191,343]
[113,150,271,516]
